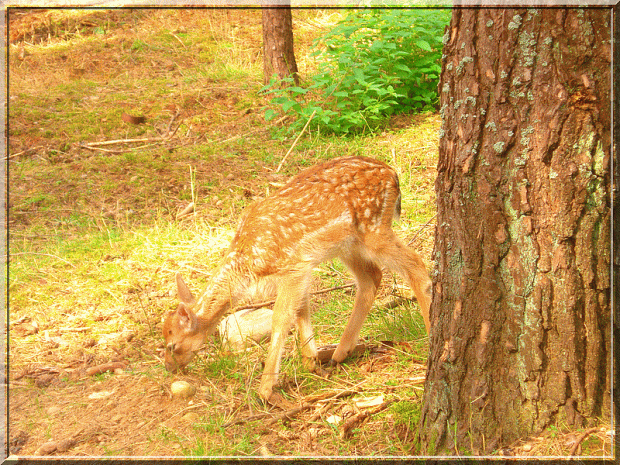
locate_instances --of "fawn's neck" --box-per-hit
[193,256,250,330]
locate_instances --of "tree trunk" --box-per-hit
[419,8,611,455]
[262,6,299,86]
[612,2,620,440]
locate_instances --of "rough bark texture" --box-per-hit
[612,3,620,446]
[419,8,611,455]
[262,6,299,86]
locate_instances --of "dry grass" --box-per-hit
[6,8,612,459]
[7,8,437,458]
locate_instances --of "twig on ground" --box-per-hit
[164,109,182,138]
[10,252,75,267]
[80,137,161,147]
[4,146,45,160]
[221,389,357,428]
[216,114,289,145]
[569,427,600,456]
[340,398,394,439]
[79,144,127,154]
[276,109,316,173]
[85,361,127,377]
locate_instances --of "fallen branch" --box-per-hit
[85,361,127,377]
[222,389,357,428]
[340,411,368,439]
[81,137,161,147]
[569,427,600,456]
[316,342,367,364]
[340,399,394,439]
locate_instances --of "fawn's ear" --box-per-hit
[176,273,196,305]
[176,302,197,332]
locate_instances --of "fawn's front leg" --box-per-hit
[259,274,309,404]
[295,291,320,372]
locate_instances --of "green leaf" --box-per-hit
[288,86,308,95]
[281,100,299,113]
[415,39,432,52]
[264,109,277,121]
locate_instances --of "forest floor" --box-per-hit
[6,8,613,458]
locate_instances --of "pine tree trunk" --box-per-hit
[262,6,299,86]
[419,8,611,455]
[612,2,620,439]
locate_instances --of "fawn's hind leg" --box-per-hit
[331,255,383,364]
[369,232,432,332]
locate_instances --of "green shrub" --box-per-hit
[262,8,451,135]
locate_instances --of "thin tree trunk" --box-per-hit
[419,8,611,455]
[262,6,299,86]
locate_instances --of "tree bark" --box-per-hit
[262,6,299,86]
[612,2,620,442]
[419,8,611,455]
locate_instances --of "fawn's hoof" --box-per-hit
[261,390,294,409]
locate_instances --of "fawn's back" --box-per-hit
[230,156,402,276]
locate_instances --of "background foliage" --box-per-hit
[263,9,451,134]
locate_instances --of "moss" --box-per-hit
[442,30,451,45]
[485,121,497,132]
[518,31,537,67]
[440,103,448,119]
[426,432,437,455]
[455,56,474,75]
[520,126,534,146]
[508,15,522,30]
[592,139,606,177]
[493,141,506,153]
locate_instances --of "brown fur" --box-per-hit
[162,156,432,404]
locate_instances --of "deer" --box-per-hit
[162,155,432,405]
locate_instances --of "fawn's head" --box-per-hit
[162,274,206,372]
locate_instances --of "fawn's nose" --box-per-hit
[164,344,180,373]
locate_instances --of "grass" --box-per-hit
[7,8,610,459]
[4,9,449,458]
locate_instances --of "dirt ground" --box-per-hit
[5,8,613,459]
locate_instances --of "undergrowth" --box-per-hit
[262,9,451,135]
[8,8,439,458]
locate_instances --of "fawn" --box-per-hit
[162,156,432,404]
